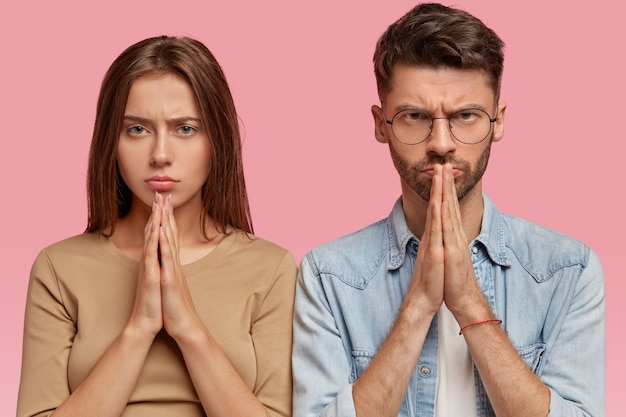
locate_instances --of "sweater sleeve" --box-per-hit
[250,251,298,417]
[17,249,76,417]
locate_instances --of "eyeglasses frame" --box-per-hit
[384,107,497,145]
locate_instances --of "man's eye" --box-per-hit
[402,111,429,123]
[453,111,481,124]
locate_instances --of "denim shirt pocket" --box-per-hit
[351,350,375,382]
[517,342,548,375]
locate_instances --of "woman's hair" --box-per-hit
[86,35,253,236]
[374,3,505,102]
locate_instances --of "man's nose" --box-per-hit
[425,118,457,156]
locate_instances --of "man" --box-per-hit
[292,3,605,417]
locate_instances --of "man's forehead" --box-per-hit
[384,64,495,105]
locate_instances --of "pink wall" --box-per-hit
[1,0,621,414]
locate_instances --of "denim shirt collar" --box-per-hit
[387,194,511,271]
[475,194,511,267]
[387,198,416,271]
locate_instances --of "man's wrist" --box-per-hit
[448,294,494,329]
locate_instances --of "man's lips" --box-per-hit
[420,166,462,177]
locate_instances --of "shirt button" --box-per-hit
[472,246,479,254]
[420,366,431,377]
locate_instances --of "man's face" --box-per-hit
[372,64,506,203]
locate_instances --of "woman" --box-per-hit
[17,36,297,417]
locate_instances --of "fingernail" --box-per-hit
[162,224,167,234]
[168,194,173,205]
[154,191,159,203]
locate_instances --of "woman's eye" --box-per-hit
[178,125,197,136]
[128,126,146,135]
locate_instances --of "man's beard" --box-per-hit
[389,138,492,202]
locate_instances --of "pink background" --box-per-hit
[1,0,622,414]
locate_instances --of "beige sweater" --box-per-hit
[17,230,297,417]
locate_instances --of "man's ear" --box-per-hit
[492,102,506,143]
[372,105,390,144]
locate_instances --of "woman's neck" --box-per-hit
[111,197,224,264]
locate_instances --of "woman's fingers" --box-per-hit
[158,194,202,340]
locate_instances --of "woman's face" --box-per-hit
[117,72,211,211]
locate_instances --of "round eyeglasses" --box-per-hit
[385,108,497,145]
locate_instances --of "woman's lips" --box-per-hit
[146,178,178,192]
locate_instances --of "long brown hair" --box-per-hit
[85,36,253,236]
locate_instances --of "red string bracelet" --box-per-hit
[459,319,503,335]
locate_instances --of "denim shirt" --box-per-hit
[292,195,605,417]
